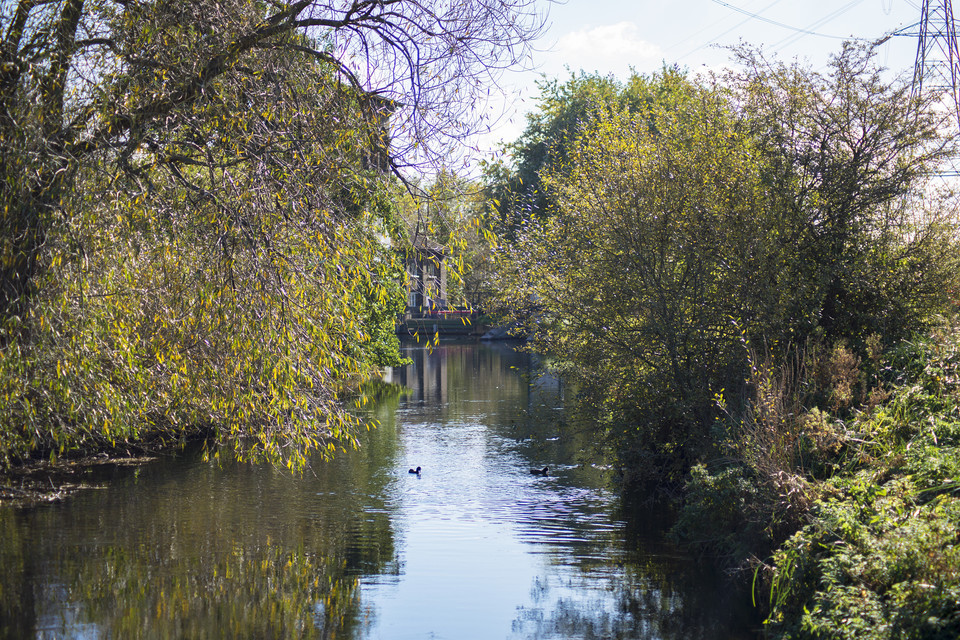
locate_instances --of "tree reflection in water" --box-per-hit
[0,441,396,639]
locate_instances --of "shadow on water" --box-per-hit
[0,340,759,639]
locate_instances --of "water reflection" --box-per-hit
[0,341,757,639]
[362,341,756,639]
[0,445,389,639]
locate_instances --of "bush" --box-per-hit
[673,463,771,561]
[760,318,960,638]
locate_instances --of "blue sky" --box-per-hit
[478,0,929,153]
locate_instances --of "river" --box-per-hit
[0,340,758,639]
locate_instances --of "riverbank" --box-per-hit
[0,454,161,508]
[675,318,960,638]
[0,422,213,508]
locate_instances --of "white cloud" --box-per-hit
[546,22,664,79]
[473,22,666,155]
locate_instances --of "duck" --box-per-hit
[408,466,422,474]
[530,466,549,476]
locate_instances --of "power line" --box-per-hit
[772,0,869,51]
[671,0,786,53]
[708,0,862,40]
[675,0,788,62]
[677,0,919,73]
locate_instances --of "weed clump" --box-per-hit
[675,318,960,638]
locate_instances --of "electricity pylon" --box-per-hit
[912,0,960,129]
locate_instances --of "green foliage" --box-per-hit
[732,43,958,344]
[0,145,405,470]
[672,463,771,560]
[754,319,960,639]
[767,473,960,639]
[486,67,705,238]
[489,48,960,635]
[490,44,960,492]
[1,0,546,469]
[0,5,383,470]
[495,68,777,486]
[485,72,627,234]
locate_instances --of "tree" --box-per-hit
[731,43,957,344]
[1,0,545,321]
[0,0,546,468]
[484,72,623,234]
[493,48,959,488]
[497,70,780,485]
[484,68,683,237]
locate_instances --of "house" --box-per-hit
[359,94,395,173]
[398,232,484,337]
[404,234,448,318]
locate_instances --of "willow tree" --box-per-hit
[0,0,546,468]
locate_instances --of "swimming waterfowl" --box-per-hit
[408,466,421,474]
[530,466,549,476]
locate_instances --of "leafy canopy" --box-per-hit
[0,0,546,469]
[491,46,958,487]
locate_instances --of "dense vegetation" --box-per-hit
[487,44,960,637]
[758,325,960,638]
[4,1,959,634]
[0,0,544,471]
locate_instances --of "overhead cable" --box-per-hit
[708,0,861,39]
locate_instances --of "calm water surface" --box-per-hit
[0,341,758,639]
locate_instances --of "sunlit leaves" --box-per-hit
[493,70,778,484]
[0,3,414,471]
[2,0,549,469]
[491,52,960,489]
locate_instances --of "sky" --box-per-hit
[475,0,932,156]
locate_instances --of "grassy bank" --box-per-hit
[675,318,960,638]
